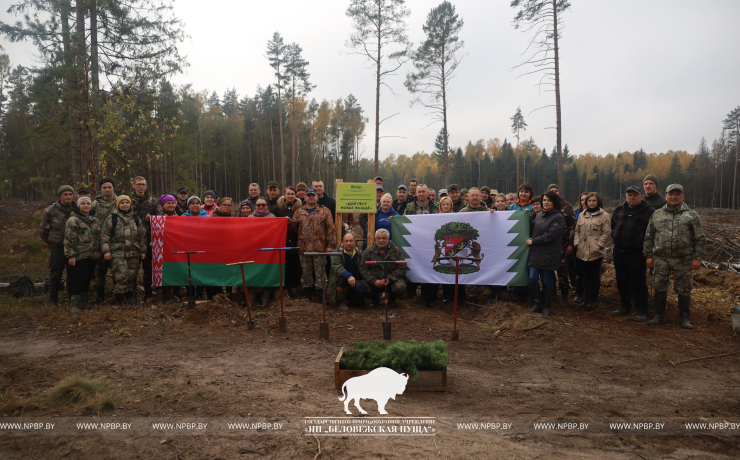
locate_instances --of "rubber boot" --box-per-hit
[80,292,90,310]
[528,286,542,313]
[678,294,693,330]
[315,288,326,305]
[48,284,60,309]
[612,303,632,316]
[647,291,667,325]
[247,292,256,309]
[144,285,153,301]
[113,293,124,307]
[304,286,315,301]
[94,287,105,304]
[162,287,173,302]
[336,289,349,311]
[125,291,136,306]
[560,288,569,306]
[261,288,272,307]
[542,289,555,317]
[70,295,81,314]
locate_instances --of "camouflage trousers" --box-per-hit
[300,254,326,289]
[111,255,140,294]
[653,256,694,295]
[556,249,571,291]
[367,279,407,300]
[93,256,112,289]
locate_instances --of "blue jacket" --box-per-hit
[574,208,582,221]
[375,206,400,239]
[182,209,209,216]
[509,200,533,212]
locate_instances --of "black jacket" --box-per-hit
[272,196,303,246]
[610,200,655,253]
[528,208,565,271]
[392,198,410,215]
[318,195,336,219]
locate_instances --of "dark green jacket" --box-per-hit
[40,201,73,246]
[404,199,439,215]
[645,193,667,210]
[360,242,408,285]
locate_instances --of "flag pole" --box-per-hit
[259,247,300,332]
[305,251,343,339]
[226,261,255,329]
[172,251,205,309]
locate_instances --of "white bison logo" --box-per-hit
[338,367,409,415]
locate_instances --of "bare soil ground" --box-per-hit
[1,199,739,459]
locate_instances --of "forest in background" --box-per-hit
[0,0,738,207]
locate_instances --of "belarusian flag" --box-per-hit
[390,211,530,286]
[151,216,287,287]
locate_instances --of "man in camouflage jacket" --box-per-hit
[130,176,161,299]
[360,229,408,309]
[39,185,75,308]
[644,184,706,329]
[91,178,117,301]
[546,184,576,303]
[292,188,337,301]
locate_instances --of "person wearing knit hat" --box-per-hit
[92,178,117,303]
[116,195,131,207]
[547,183,559,192]
[643,174,666,209]
[202,190,219,216]
[101,190,146,306]
[480,186,493,207]
[183,196,209,216]
[40,185,75,308]
[159,195,178,216]
[64,194,100,313]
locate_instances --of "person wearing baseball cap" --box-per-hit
[439,188,448,198]
[393,184,410,215]
[175,187,189,215]
[610,185,655,321]
[643,174,666,210]
[266,181,280,210]
[39,185,75,309]
[644,184,706,329]
[447,184,466,212]
[292,187,336,303]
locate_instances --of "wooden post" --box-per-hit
[366,179,375,246]
[335,179,343,245]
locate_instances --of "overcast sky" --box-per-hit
[3,0,739,161]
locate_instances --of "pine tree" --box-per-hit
[667,154,684,186]
[266,32,289,189]
[346,0,412,176]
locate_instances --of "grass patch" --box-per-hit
[23,240,45,254]
[48,374,106,407]
[88,393,120,412]
[116,329,131,337]
[340,340,449,381]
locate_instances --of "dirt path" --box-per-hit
[2,289,739,459]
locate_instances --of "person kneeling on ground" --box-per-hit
[329,233,368,310]
[360,229,407,309]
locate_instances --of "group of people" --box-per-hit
[40,173,706,329]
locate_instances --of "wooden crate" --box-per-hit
[334,348,447,392]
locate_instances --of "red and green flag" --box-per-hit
[151,216,287,287]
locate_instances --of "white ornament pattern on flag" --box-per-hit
[151,216,166,286]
